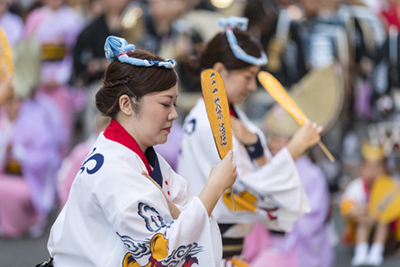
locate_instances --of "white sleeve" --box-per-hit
[95,167,216,266]
[235,146,310,231]
[341,178,366,206]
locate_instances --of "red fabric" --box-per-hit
[381,1,400,29]
[390,220,398,232]
[148,256,166,267]
[104,119,152,175]
[229,106,237,118]
[362,177,370,202]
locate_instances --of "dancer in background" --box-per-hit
[178,16,322,265]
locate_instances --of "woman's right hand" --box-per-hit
[286,120,323,160]
[199,151,237,216]
[208,150,237,193]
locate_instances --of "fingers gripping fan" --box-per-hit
[201,69,236,210]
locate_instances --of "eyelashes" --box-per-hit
[161,103,178,108]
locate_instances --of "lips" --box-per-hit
[163,127,171,133]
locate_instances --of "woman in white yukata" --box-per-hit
[178,17,324,265]
[39,36,237,267]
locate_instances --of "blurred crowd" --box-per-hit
[1,0,400,266]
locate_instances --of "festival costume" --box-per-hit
[341,177,371,244]
[341,177,394,244]
[48,119,222,266]
[0,99,60,237]
[178,17,308,261]
[178,98,309,259]
[242,156,334,267]
[0,11,24,45]
[24,5,84,155]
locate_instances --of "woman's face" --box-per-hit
[131,84,178,150]
[221,65,260,105]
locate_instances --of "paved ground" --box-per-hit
[1,208,399,267]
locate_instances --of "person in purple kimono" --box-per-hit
[243,133,334,267]
[0,38,61,238]
[24,0,84,156]
[0,0,24,46]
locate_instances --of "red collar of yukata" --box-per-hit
[104,118,152,175]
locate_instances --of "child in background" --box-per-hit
[341,142,389,266]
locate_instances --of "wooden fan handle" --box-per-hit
[318,141,335,163]
[229,186,236,211]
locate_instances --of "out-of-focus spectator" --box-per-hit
[340,142,397,266]
[137,0,189,54]
[0,0,24,46]
[72,0,130,87]
[181,0,223,44]
[25,0,84,156]
[67,0,103,25]
[379,0,400,30]
[72,0,131,139]
[339,0,387,120]
[0,37,61,238]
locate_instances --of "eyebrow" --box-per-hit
[160,94,178,99]
[250,70,259,75]
[245,69,258,76]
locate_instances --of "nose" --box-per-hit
[249,77,257,92]
[248,77,257,92]
[168,105,178,121]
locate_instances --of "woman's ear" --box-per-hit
[212,62,227,77]
[119,95,134,116]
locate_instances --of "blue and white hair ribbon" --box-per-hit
[104,36,177,68]
[218,16,268,66]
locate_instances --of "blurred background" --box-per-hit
[1,0,400,266]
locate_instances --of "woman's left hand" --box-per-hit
[142,171,181,219]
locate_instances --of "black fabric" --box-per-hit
[72,14,121,86]
[229,105,239,118]
[245,135,264,159]
[218,223,235,235]
[145,147,163,188]
[221,237,245,258]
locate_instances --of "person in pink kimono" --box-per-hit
[24,0,84,156]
